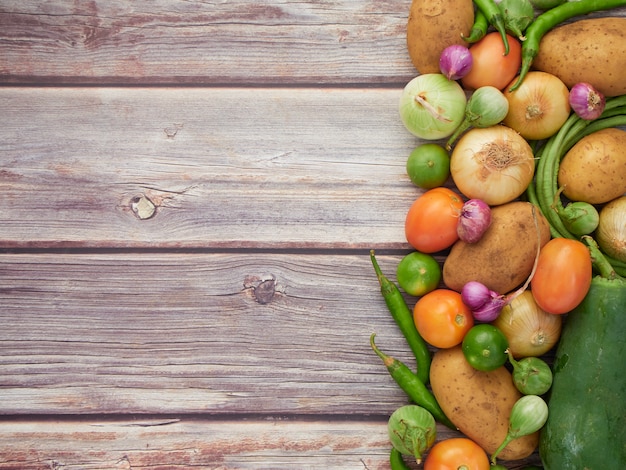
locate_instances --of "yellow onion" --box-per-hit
[491,290,561,358]
[450,125,535,205]
[596,196,626,263]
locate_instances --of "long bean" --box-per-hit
[370,334,456,430]
[509,0,626,91]
[530,95,626,276]
[370,250,431,384]
[473,0,510,54]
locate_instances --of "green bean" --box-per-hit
[530,94,626,276]
[370,334,456,430]
[370,250,431,384]
[463,8,489,43]
[509,0,626,91]
[390,447,412,470]
[473,0,510,54]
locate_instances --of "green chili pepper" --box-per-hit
[389,447,412,470]
[473,0,510,55]
[370,250,431,384]
[463,8,489,43]
[370,334,456,430]
[509,0,626,91]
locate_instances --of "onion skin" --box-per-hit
[439,44,473,81]
[596,196,626,263]
[399,74,467,140]
[450,126,535,206]
[457,199,492,244]
[569,82,606,121]
[492,290,561,358]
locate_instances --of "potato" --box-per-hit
[558,128,626,204]
[406,0,474,74]
[532,18,626,97]
[430,346,539,460]
[443,201,551,294]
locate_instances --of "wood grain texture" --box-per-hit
[0,0,416,85]
[0,418,542,469]
[0,252,429,415]
[0,87,420,249]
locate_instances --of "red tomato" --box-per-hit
[405,187,464,253]
[530,238,592,314]
[424,438,490,470]
[461,32,522,91]
[413,289,474,348]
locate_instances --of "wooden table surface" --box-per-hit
[1,2,624,468]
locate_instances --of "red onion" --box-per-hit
[457,199,492,243]
[439,45,473,81]
[569,82,606,120]
[461,281,506,322]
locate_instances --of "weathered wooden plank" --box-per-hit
[0,0,416,85]
[0,252,436,416]
[0,87,420,249]
[0,418,541,469]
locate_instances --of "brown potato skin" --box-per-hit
[406,0,474,74]
[443,202,551,294]
[430,346,539,460]
[532,18,626,97]
[558,128,626,204]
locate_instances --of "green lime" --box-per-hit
[396,251,441,297]
[406,143,450,189]
[462,324,509,371]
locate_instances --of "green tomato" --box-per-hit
[406,143,450,189]
[396,252,441,297]
[462,324,509,371]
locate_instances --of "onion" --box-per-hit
[492,290,562,358]
[503,71,571,140]
[461,280,506,322]
[399,74,467,140]
[569,82,606,120]
[596,196,626,262]
[450,125,535,206]
[458,199,492,243]
[439,44,473,81]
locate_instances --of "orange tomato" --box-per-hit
[461,32,522,91]
[424,437,490,470]
[413,289,473,348]
[405,187,464,253]
[530,238,592,314]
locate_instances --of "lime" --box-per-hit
[396,251,441,297]
[462,324,509,371]
[406,143,450,189]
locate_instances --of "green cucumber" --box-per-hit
[539,264,626,468]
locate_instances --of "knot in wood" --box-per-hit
[254,278,276,305]
[130,195,157,220]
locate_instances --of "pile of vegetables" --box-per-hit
[372,0,626,468]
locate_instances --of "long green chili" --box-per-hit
[371,334,456,430]
[473,0,510,54]
[463,8,489,43]
[509,0,626,91]
[370,250,431,384]
[390,447,412,470]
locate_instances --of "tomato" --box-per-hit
[530,237,592,314]
[405,187,464,253]
[413,289,473,348]
[424,437,490,470]
[461,32,522,91]
[406,143,451,189]
[396,251,442,297]
[462,324,509,371]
